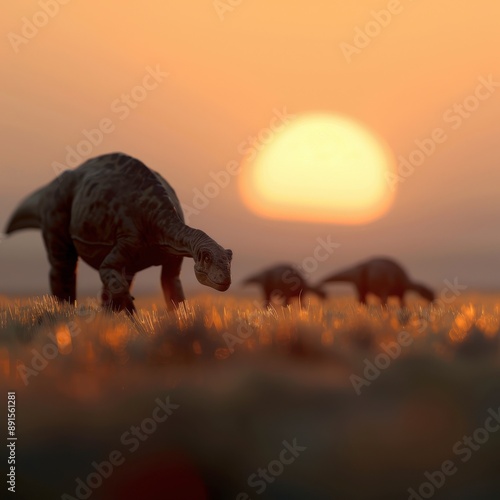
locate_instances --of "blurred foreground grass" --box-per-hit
[1,293,500,499]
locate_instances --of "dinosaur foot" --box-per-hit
[101,290,136,315]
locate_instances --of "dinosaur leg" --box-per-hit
[263,290,272,308]
[161,256,185,309]
[99,240,138,313]
[101,270,136,313]
[357,288,367,305]
[43,233,78,304]
[126,272,135,293]
[397,293,407,308]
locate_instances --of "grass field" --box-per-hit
[1,293,500,499]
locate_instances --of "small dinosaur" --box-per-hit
[320,257,434,307]
[5,152,233,313]
[243,264,326,307]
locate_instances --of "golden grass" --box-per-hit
[1,293,499,383]
[2,293,500,499]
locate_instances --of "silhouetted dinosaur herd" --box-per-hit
[5,153,434,313]
[243,258,434,308]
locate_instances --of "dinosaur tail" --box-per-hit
[408,282,435,302]
[320,265,361,285]
[5,187,44,234]
[241,272,263,286]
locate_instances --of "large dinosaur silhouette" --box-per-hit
[5,152,233,313]
[243,264,326,307]
[320,257,434,306]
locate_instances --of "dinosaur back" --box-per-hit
[243,265,306,291]
[68,154,184,245]
[364,258,409,288]
[322,264,363,284]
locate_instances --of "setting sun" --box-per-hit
[240,113,395,224]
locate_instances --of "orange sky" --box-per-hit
[1,0,499,297]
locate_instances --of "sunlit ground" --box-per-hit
[1,294,500,499]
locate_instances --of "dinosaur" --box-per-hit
[5,152,233,313]
[319,257,434,307]
[243,264,326,307]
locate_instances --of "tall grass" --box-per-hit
[2,294,499,375]
[1,294,500,499]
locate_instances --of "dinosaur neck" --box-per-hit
[243,272,263,284]
[162,222,216,258]
[324,266,360,284]
[407,281,422,292]
[146,199,215,258]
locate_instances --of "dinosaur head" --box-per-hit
[194,246,232,291]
